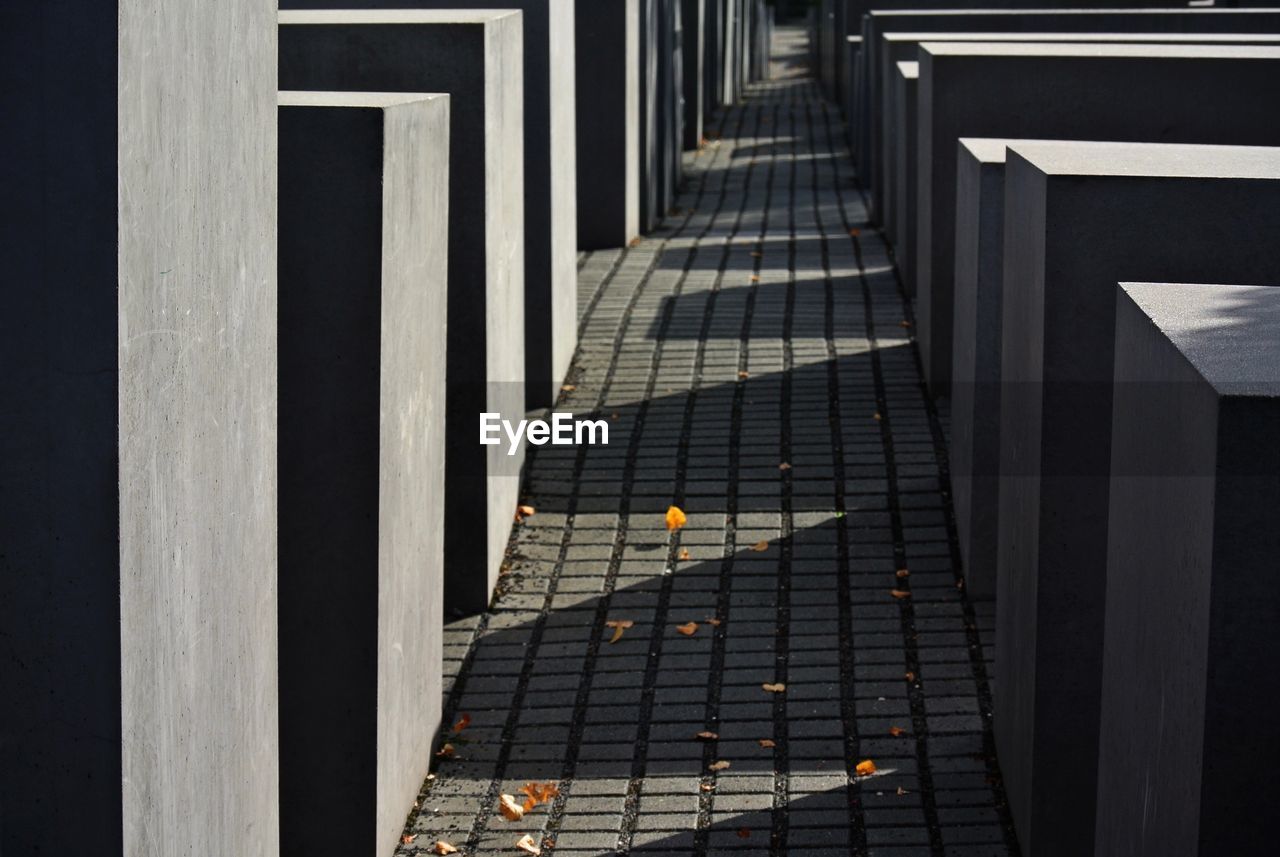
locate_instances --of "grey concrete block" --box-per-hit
[996,141,1280,857]
[856,7,1280,199]
[279,10,526,617]
[917,42,1280,397]
[575,0,641,249]
[704,0,726,116]
[279,0,577,410]
[641,0,684,231]
[277,91,448,857]
[683,0,705,149]
[1098,282,1280,857]
[0,2,279,853]
[884,59,915,259]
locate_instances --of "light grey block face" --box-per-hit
[278,1,577,410]
[1099,283,1280,857]
[888,60,916,288]
[279,10,526,617]
[277,92,448,857]
[995,141,1280,857]
[683,0,705,149]
[3,1,279,853]
[576,0,641,249]
[916,42,1280,398]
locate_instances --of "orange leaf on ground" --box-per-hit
[889,726,907,738]
[629,237,641,248]
[849,228,861,237]
[737,828,752,839]
[738,370,750,380]
[678,547,691,561]
[855,759,877,777]
[778,462,791,471]
[498,794,525,821]
[749,275,760,283]
[872,412,882,421]
[515,834,542,855]
[700,782,715,792]
[896,787,910,796]
[762,683,786,693]
[895,568,910,579]
[518,505,535,518]
[709,760,731,771]
[759,738,776,749]
[694,731,719,741]
[519,782,561,810]
[705,617,721,626]
[749,540,769,552]
[561,384,576,392]
[452,713,471,734]
[898,320,912,328]
[890,589,911,600]
[605,619,634,645]
[436,743,456,758]
[402,834,416,845]
[676,622,699,636]
[904,671,917,683]
[434,841,459,855]
[665,506,688,532]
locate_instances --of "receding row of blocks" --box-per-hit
[823,7,1280,856]
[1,2,772,856]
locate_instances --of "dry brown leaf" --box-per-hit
[904,671,917,683]
[628,237,641,248]
[855,759,877,777]
[499,794,525,821]
[762,683,786,693]
[452,713,472,734]
[749,541,769,552]
[749,275,760,283]
[561,384,576,392]
[678,547,692,561]
[759,738,776,749]
[898,320,912,329]
[778,462,792,471]
[890,589,911,600]
[896,786,909,796]
[694,730,719,741]
[737,828,752,839]
[708,760,731,772]
[402,834,416,845]
[751,251,762,258]
[705,617,721,627]
[665,505,688,532]
[676,621,699,636]
[434,841,459,855]
[737,370,750,379]
[700,782,715,792]
[608,625,624,644]
[895,568,910,579]
[889,726,907,738]
[519,782,561,810]
[605,619,633,645]
[872,412,883,421]
[849,228,861,237]
[436,743,456,758]
[515,834,542,855]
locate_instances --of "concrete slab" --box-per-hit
[917,42,1280,397]
[0,1,278,853]
[1098,282,1280,857]
[884,59,915,255]
[996,140,1280,857]
[277,91,448,857]
[641,0,684,231]
[684,0,706,149]
[576,0,641,249]
[856,7,1280,199]
[280,0,577,410]
[279,9,526,617]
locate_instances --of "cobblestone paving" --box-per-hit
[398,28,1018,857]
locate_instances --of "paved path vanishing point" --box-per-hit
[397,27,1020,857]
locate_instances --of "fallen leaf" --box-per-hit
[751,251,762,258]
[678,547,691,561]
[890,589,911,600]
[436,743,456,758]
[402,834,416,845]
[676,621,699,636]
[515,504,536,522]
[628,237,641,248]
[849,228,861,237]
[855,759,878,777]
[519,781,561,812]
[700,782,715,792]
[759,738,776,748]
[872,412,883,421]
[499,794,525,821]
[452,713,472,734]
[749,275,760,283]
[737,370,750,380]
[904,671,917,683]
[515,834,541,855]
[762,683,786,693]
[561,384,577,392]
[956,578,966,590]
[708,760,731,771]
[889,726,908,738]
[694,730,719,741]
[778,462,791,471]
[898,320,912,328]
[737,828,752,839]
[895,568,910,579]
[666,505,688,532]
[605,619,634,644]
[705,617,721,627]
[749,541,769,552]
[896,786,910,796]
[435,841,459,855]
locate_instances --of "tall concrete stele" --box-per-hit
[1,1,280,855]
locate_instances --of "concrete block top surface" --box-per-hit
[278,91,449,109]
[1118,282,1280,396]
[896,60,918,78]
[886,30,1280,44]
[958,136,1072,165]
[919,41,1280,60]
[1006,139,1280,180]
[279,8,520,25]
[870,7,1280,20]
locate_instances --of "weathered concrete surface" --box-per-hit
[640,0,684,231]
[917,42,1280,397]
[278,91,448,857]
[0,2,279,854]
[683,0,705,149]
[1098,282,1280,857]
[576,0,640,249]
[883,59,913,254]
[856,7,1280,200]
[280,0,576,410]
[279,9,526,617]
[996,141,1280,857]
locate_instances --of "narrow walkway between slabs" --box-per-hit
[398,26,1020,857]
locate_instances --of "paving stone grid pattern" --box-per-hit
[399,28,1017,857]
